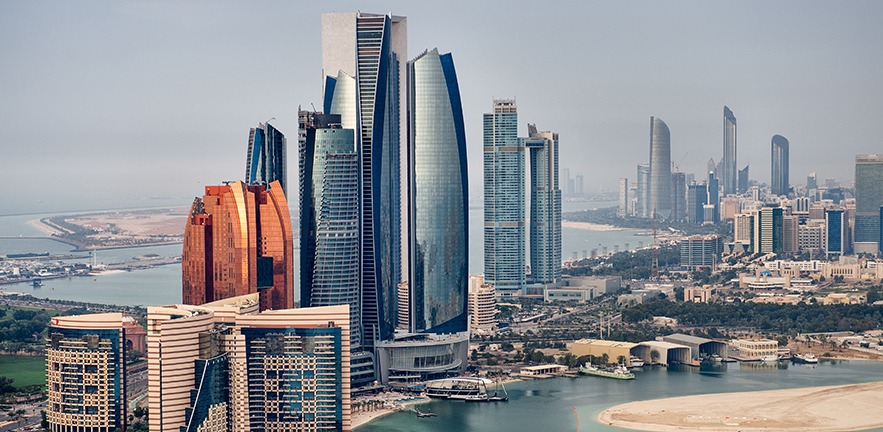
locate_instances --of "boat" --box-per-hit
[425,377,492,399]
[32,278,43,288]
[760,354,779,363]
[628,356,645,368]
[414,407,437,418]
[791,353,819,364]
[487,381,509,402]
[579,363,635,380]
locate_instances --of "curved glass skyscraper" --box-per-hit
[246,121,287,193]
[406,48,468,333]
[771,134,789,196]
[322,12,406,344]
[299,113,362,347]
[649,116,672,220]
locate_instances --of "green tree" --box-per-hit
[650,350,660,363]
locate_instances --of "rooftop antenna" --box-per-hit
[311,103,317,113]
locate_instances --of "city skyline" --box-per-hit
[3,2,883,214]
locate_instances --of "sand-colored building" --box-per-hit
[732,338,778,360]
[571,339,642,366]
[636,341,691,366]
[46,313,128,432]
[148,294,351,432]
[683,286,713,303]
[468,275,496,333]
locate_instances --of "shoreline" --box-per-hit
[561,220,624,232]
[598,380,883,431]
[352,397,430,429]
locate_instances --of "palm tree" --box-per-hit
[617,355,627,365]
[650,349,660,364]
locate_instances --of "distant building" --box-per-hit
[734,212,755,252]
[374,333,469,384]
[826,209,845,258]
[182,181,293,312]
[799,220,826,253]
[732,339,777,361]
[484,99,525,295]
[683,286,713,303]
[722,106,737,195]
[783,215,799,254]
[47,313,127,432]
[545,276,621,303]
[649,117,672,220]
[854,154,883,254]
[754,207,784,254]
[571,339,641,367]
[771,135,790,196]
[707,171,720,223]
[637,163,651,218]
[687,183,707,224]
[618,178,629,217]
[671,172,686,222]
[680,235,722,270]
[246,121,287,193]
[468,275,496,333]
[738,164,750,194]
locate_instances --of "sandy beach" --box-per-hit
[351,396,430,429]
[598,381,883,431]
[561,221,623,231]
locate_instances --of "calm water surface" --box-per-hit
[359,361,883,432]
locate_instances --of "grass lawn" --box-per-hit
[0,305,63,322]
[0,355,45,388]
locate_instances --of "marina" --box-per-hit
[357,360,883,431]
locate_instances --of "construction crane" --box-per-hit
[672,152,688,173]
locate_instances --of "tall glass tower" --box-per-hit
[722,106,737,195]
[246,122,287,193]
[406,48,468,333]
[322,12,406,344]
[525,124,561,285]
[771,134,790,196]
[299,112,362,347]
[855,154,883,253]
[484,100,525,295]
[649,117,672,220]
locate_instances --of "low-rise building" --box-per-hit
[571,339,644,366]
[468,275,496,333]
[683,286,713,303]
[732,338,778,360]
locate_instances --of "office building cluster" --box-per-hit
[46,10,491,432]
[723,154,883,259]
[621,107,760,224]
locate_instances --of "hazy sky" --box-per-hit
[2,1,882,214]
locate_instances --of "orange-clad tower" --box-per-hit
[182,180,293,311]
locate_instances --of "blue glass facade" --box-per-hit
[181,354,229,432]
[242,327,343,431]
[826,209,844,257]
[771,135,789,197]
[406,49,468,333]
[483,100,525,294]
[246,122,287,193]
[324,13,401,344]
[299,113,363,348]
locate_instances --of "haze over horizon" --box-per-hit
[2,1,882,214]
